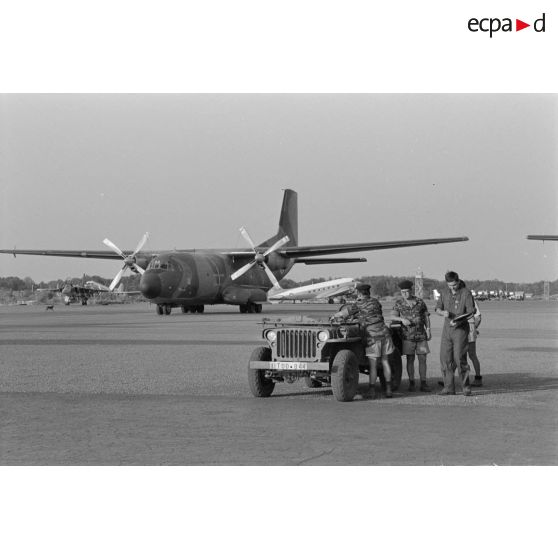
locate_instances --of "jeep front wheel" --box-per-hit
[331,349,359,402]
[248,346,275,397]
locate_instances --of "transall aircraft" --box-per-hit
[1,189,469,315]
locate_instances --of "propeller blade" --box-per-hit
[239,227,257,251]
[263,235,290,256]
[103,238,125,258]
[262,263,280,289]
[109,267,126,291]
[131,263,145,275]
[231,260,256,281]
[132,232,149,256]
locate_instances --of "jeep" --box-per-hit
[248,317,403,402]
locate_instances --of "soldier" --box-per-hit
[468,297,483,386]
[435,271,476,396]
[390,279,432,392]
[332,283,394,398]
[437,282,483,388]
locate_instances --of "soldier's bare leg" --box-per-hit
[381,356,392,397]
[406,354,416,390]
[367,357,378,398]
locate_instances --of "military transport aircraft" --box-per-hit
[267,277,357,304]
[1,189,469,315]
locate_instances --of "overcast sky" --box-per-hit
[1,94,556,284]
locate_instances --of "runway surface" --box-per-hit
[1,300,557,464]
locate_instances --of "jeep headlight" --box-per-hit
[266,330,277,342]
[317,330,329,342]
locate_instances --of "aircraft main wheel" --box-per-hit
[255,304,262,314]
[239,305,248,314]
[156,305,164,315]
[196,305,205,314]
[248,347,275,397]
[331,349,359,402]
[164,305,172,315]
[181,306,189,313]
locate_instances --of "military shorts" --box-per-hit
[402,339,430,355]
[468,325,479,343]
[366,334,395,358]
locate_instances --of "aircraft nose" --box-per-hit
[140,272,161,299]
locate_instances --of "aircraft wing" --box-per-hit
[527,235,558,241]
[294,257,367,264]
[314,285,356,299]
[0,249,131,260]
[279,237,469,258]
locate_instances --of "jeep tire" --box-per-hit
[389,347,403,390]
[331,349,359,402]
[248,346,275,397]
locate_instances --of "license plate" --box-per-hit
[269,361,308,371]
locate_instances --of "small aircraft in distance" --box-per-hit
[1,189,469,315]
[268,277,357,304]
[37,280,105,305]
[38,279,138,305]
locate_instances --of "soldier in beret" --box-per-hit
[390,279,432,392]
[332,283,395,398]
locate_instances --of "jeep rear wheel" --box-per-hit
[331,349,359,402]
[248,346,275,397]
[389,347,403,390]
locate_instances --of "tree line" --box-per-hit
[0,273,556,303]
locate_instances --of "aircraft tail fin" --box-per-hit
[262,189,298,248]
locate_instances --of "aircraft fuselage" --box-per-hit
[139,250,294,310]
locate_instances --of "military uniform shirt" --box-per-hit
[342,297,389,336]
[392,296,429,341]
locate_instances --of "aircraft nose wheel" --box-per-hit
[239,302,262,314]
[156,304,173,315]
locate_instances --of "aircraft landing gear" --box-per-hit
[239,302,262,314]
[181,305,205,314]
[157,304,173,315]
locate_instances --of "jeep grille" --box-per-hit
[276,329,317,359]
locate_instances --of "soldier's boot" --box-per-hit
[460,371,472,396]
[420,380,431,392]
[471,375,483,387]
[385,383,393,398]
[408,379,416,392]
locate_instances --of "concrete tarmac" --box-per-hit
[1,300,557,464]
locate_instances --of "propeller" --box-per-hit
[231,227,289,288]
[103,233,149,291]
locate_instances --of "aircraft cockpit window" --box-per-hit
[147,258,178,271]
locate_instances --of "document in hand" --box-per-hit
[452,312,474,322]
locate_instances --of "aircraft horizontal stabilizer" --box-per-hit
[279,236,469,258]
[527,235,558,241]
